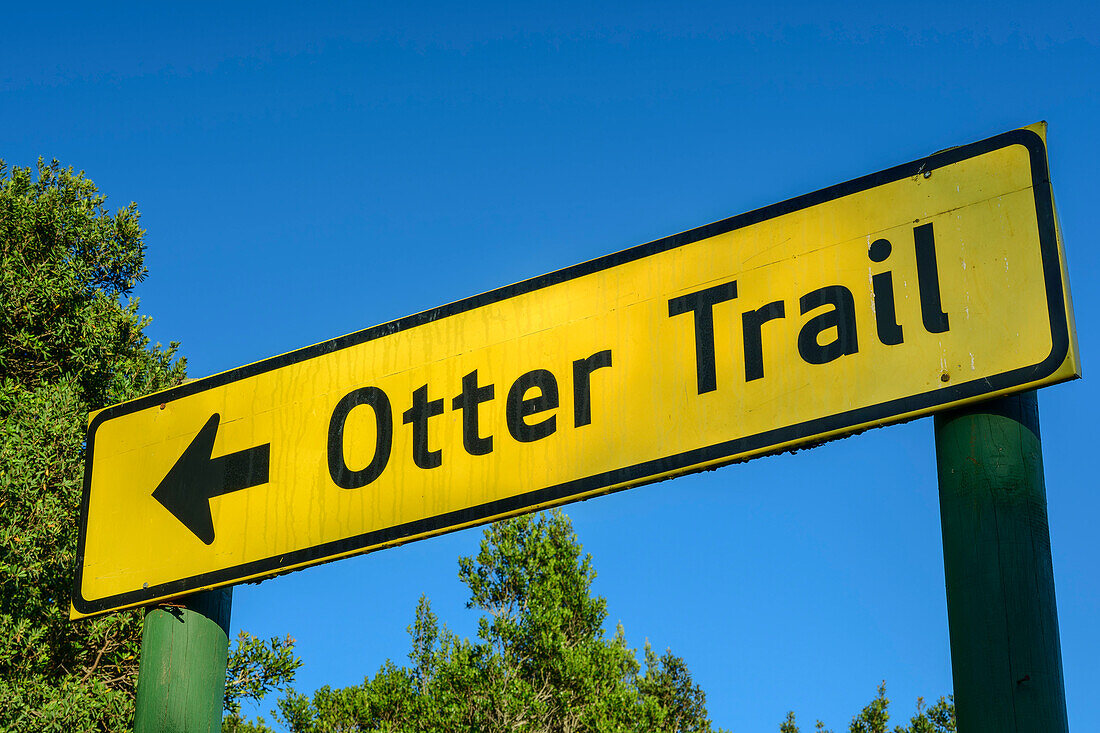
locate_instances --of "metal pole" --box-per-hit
[134,588,232,733]
[934,390,1068,732]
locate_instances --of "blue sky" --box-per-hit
[5,3,1098,729]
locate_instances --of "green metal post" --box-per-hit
[134,588,232,733]
[934,390,1068,732]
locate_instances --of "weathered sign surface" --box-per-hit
[73,123,1078,617]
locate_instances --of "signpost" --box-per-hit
[936,391,1069,731]
[73,123,1078,621]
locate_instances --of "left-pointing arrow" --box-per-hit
[152,413,270,545]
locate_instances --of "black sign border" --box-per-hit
[73,128,1070,616]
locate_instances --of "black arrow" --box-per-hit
[152,413,270,545]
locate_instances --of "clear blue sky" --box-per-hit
[5,3,1098,729]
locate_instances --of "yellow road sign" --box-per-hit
[73,124,1079,618]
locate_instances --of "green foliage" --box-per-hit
[225,632,303,719]
[779,682,955,733]
[781,710,827,733]
[0,159,186,731]
[849,681,890,733]
[254,510,724,732]
[0,159,299,731]
[222,712,278,733]
[898,696,955,733]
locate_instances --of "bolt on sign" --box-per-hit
[73,123,1079,618]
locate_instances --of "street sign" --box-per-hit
[73,123,1079,618]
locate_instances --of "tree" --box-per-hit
[779,682,955,733]
[223,631,303,732]
[0,160,297,731]
[254,510,724,732]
